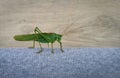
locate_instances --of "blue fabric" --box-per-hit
[0,48,120,78]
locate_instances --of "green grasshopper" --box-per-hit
[14,27,64,53]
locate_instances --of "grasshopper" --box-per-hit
[14,27,64,53]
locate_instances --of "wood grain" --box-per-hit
[0,0,120,47]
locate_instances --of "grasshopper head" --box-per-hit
[56,34,63,42]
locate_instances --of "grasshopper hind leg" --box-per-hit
[36,42,43,53]
[37,49,43,53]
[28,39,35,48]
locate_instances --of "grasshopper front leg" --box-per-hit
[59,42,64,52]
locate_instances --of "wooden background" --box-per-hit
[0,0,120,47]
